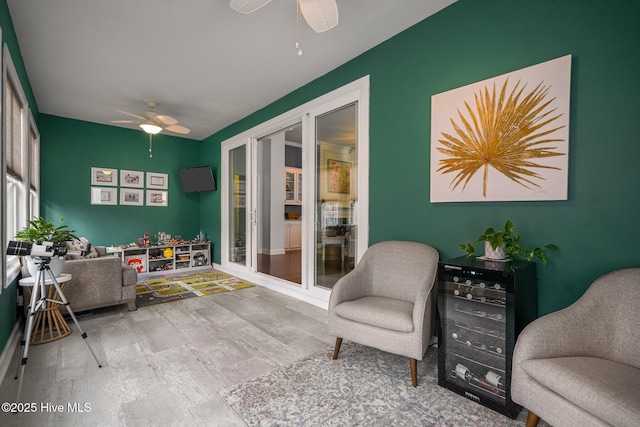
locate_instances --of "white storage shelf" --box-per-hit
[118,243,211,273]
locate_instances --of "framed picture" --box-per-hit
[327,159,351,194]
[91,187,117,205]
[430,55,571,202]
[91,167,117,186]
[146,190,168,207]
[120,188,144,206]
[147,172,168,189]
[120,170,144,188]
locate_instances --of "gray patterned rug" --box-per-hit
[220,343,542,426]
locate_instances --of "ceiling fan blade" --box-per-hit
[229,0,272,14]
[154,115,178,126]
[299,0,338,33]
[111,120,138,124]
[165,124,190,135]
[117,110,146,121]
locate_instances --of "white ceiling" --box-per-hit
[7,0,456,141]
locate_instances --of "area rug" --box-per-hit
[220,343,543,427]
[135,269,255,307]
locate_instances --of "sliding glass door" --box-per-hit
[313,103,358,290]
[221,77,369,305]
[228,144,247,266]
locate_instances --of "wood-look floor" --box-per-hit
[257,250,302,284]
[257,250,354,289]
[0,285,334,426]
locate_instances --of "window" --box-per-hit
[28,111,40,219]
[3,46,34,287]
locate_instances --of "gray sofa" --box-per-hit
[23,246,138,313]
[511,268,640,427]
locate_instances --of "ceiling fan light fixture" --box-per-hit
[299,0,338,33]
[140,122,162,135]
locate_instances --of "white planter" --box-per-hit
[26,256,66,279]
[484,241,506,260]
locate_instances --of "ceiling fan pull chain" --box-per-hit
[296,0,303,56]
[149,133,153,158]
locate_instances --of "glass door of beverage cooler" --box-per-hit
[438,260,516,417]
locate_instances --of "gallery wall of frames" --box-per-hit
[90,167,168,207]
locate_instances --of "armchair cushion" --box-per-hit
[334,296,414,332]
[522,357,640,426]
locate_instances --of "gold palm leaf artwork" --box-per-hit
[436,78,566,197]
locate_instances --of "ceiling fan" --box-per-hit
[111,101,190,158]
[111,101,190,136]
[229,0,339,33]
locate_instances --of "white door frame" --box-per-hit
[221,76,370,309]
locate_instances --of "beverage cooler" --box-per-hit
[437,256,537,418]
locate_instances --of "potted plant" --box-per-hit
[459,219,557,264]
[14,216,78,277]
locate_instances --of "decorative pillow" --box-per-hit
[66,237,99,260]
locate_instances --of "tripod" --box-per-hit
[15,257,102,403]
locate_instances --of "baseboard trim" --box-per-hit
[0,320,21,384]
[261,248,286,256]
[213,263,328,310]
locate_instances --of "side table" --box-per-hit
[19,273,73,345]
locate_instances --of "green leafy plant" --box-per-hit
[459,219,557,264]
[14,217,78,243]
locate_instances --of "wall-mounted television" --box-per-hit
[178,166,216,193]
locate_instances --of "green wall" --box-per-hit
[202,0,640,316]
[1,0,37,357]
[39,115,204,245]
[3,0,639,360]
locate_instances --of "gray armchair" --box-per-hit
[512,268,640,427]
[328,240,439,387]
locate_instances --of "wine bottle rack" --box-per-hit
[437,256,537,419]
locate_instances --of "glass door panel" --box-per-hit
[229,145,247,266]
[314,103,357,290]
[255,124,303,285]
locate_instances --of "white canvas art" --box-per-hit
[430,55,571,202]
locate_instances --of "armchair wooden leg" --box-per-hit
[410,358,418,387]
[525,411,540,427]
[332,337,343,359]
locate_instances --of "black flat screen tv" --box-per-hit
[178,166,216,193]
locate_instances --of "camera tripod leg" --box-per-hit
[14,269,46,403]
[45,268,102,369]
[13,265,102,404]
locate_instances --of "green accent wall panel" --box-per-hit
[0,0,37,116]
[0,279,18,355]
[202,0,640,316]
[38,115,203,246]
[199,136,221,261]
[1,0,36,356]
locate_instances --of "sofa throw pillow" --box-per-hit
[66,237,99,260]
